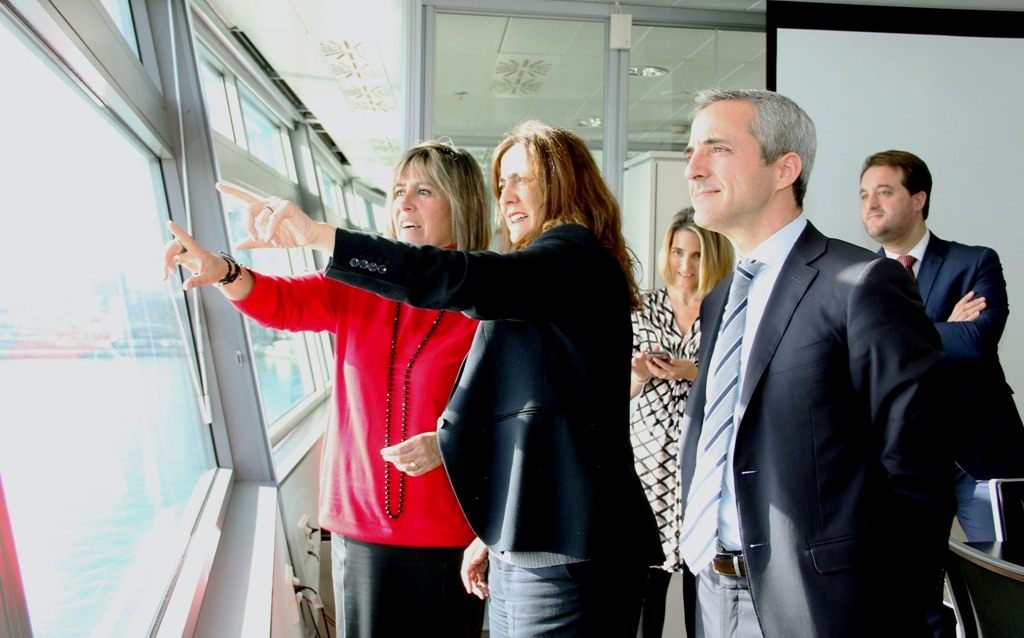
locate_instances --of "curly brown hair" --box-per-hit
[490,120,640,309]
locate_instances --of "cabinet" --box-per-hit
[621,151,691,291]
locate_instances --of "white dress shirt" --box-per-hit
[882,230,931,280]
[718,215,807,551]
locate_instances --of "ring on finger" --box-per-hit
[260,204,274,215]
[177,241,187,255]
[409,460,418,471]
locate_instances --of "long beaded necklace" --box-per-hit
[383,301,446,519]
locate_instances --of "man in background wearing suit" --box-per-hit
[860,149,1024,544]
[678,89,950,637]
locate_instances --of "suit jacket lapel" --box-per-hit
[917,233,948,313]
[738,224,823,423]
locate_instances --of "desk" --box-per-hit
[962,541,1024,579]
[949,539,1024,638]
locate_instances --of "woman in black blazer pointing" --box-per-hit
[220,121,662,636]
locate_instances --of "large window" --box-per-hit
[198,58,237,140]
[317,162,350,228]
[0,18,215,637]
[97,0,139,57]
[221,197,323,428]
[240,88,295,178]
[196,44,334,438]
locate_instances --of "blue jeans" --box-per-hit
[954,466,995,542]
[486,553,647,637]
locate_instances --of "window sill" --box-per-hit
[272,398,329,481]
[189,481,279,637]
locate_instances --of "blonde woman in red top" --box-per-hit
[163,141,491,638]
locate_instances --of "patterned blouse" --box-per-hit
[630,287,701,572]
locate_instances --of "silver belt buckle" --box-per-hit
[732,554,745,577]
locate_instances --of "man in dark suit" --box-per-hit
[678,89,951,637]
[860,149,1024,543]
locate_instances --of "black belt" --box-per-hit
[712,552,747,577]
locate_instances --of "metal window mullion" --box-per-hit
[604,31,629,200]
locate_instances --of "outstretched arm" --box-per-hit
[216,182,337,253]
[163,220,254,300]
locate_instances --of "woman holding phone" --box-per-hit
[628,208,734,637]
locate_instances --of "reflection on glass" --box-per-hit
[626,26,766,156]
[221,200,317,424]
[433,13,605,180]
[240,92,290,176]
[369,200,388,234]
[0,22,215,637]
[432,15,765,167]
[318,165,349,227]
[198,60,236,140]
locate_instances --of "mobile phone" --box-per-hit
[645,351,671,361]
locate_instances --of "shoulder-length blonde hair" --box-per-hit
[658,208,734,300]
[490,120,640,308]
[384,140,492,251]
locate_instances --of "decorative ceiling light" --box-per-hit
[321,40,374,77]
[491,55,555,96]
[341,84,396,113]
[577,117,602,128]
[370,137,401,158]
[629,65,669,78]
[671,124,691,135]
[320,39,395,113]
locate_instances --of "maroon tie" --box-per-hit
[897,254,917,284]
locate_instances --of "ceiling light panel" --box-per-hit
[491,55,557,96]
[320,39,395,112]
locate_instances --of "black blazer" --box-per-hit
[324,223,662,564]
[895,234,1024,479]
[680,223,950,637]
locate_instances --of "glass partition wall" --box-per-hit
[425,5,765,200]
[432,13,608,191]
[626,25,765,157]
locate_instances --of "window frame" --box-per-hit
[0,1,257,634]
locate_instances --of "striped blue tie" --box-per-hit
[679,258,763,572]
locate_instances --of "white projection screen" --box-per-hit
[769,1,1024,411]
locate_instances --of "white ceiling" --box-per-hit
[204,0,1024,193]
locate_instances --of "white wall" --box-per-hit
[622,152,691,291]
[777,27,1024,412]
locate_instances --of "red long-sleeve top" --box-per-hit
[234,270,478,547]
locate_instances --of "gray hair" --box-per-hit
[692,89,817,207]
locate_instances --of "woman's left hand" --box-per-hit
[461,537,490,599]
[647,356,698,383]
[380,431,443,477]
